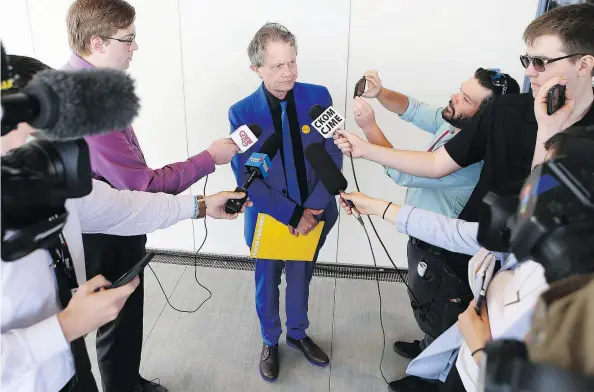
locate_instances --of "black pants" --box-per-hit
[440,357,466,392]
[82,233,147,392]
[406,238,473,340]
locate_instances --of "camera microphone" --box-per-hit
[2,68,140,139]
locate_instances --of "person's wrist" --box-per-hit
[197,195,207,218]
[361,122,379,134]
[538,125,563,138]
[57,310,77,343]
[374,86,384,99]
[206,146,219,164]
[370,199,387,216]
[359,141,372,159]
[472,349,485,365]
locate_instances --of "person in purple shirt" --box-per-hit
[62,1,239,391]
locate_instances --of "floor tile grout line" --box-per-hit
[327,275,337,392]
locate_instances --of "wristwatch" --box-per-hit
[196,195,206,219]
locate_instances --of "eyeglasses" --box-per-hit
[520,53,584,72]
[101,34,136,46]
[487,68,508,95]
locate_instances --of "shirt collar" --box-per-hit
[68,53,95,69]
[502,260,547,307]
[264,86,294,111]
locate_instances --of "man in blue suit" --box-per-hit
[229,22,342,382]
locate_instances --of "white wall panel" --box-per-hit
[1,0,36,58]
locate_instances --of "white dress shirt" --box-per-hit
[456,260,547,392]
[1,180,195,392]
[395,205,549,391]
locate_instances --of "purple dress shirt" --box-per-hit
[63,54,215,194]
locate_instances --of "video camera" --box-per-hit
[1,41,139,261]
[480,339,594,392]
[477,142,594,282]
[476,134,594,391]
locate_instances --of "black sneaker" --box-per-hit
[393,340,423,359]
[388,376,438,392]
[133,377,168,392]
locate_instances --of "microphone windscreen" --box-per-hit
[305,142,347,195]
[247,123,262,138]
[259,132,282,160]
[30,69,140,141]
[308,104,325,121]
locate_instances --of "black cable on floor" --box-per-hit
[358,212,389,385]
[348,153,421,386]
[148,175,212,313]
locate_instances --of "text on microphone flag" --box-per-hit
[231,124,259,152]
[311,106,345,138]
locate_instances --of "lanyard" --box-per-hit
[427,130,451,152]
[404,129,452,203]
[49,232,79,292]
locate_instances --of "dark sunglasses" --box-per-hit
[487,68,508,95]
[520,53,584,72]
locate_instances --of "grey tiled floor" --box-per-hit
[85,262,422,392]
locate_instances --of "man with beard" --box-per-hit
[344,68,519,361]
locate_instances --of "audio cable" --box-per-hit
[148,175,212,314]
[347,153,422,386]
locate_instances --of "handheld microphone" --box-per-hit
[224,132,283,214]
[1,68,140,139]
[230,123,261,152]
[308,104,345,138]
[304,142,362,222]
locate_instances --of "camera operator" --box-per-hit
[478,265,594,392]
[526,273,594,378]
[1,54,251,392]
[340,124,594,392]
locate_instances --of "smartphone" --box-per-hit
[354,76,366,98]
[547,84,566,115]
[110,252,156,289]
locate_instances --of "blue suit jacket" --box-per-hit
[229,82,342,247]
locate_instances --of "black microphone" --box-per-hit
[224,132,283,214]
[1,68,140,139]
[305,142,362,222]
[308,104,325,122]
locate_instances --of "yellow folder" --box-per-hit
[250,213,324,262]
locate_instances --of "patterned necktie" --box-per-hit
[280,101,301,204]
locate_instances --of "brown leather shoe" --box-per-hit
[259,344,279,382]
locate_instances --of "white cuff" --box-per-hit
[179,195,198,220]
[25,315,70,364]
